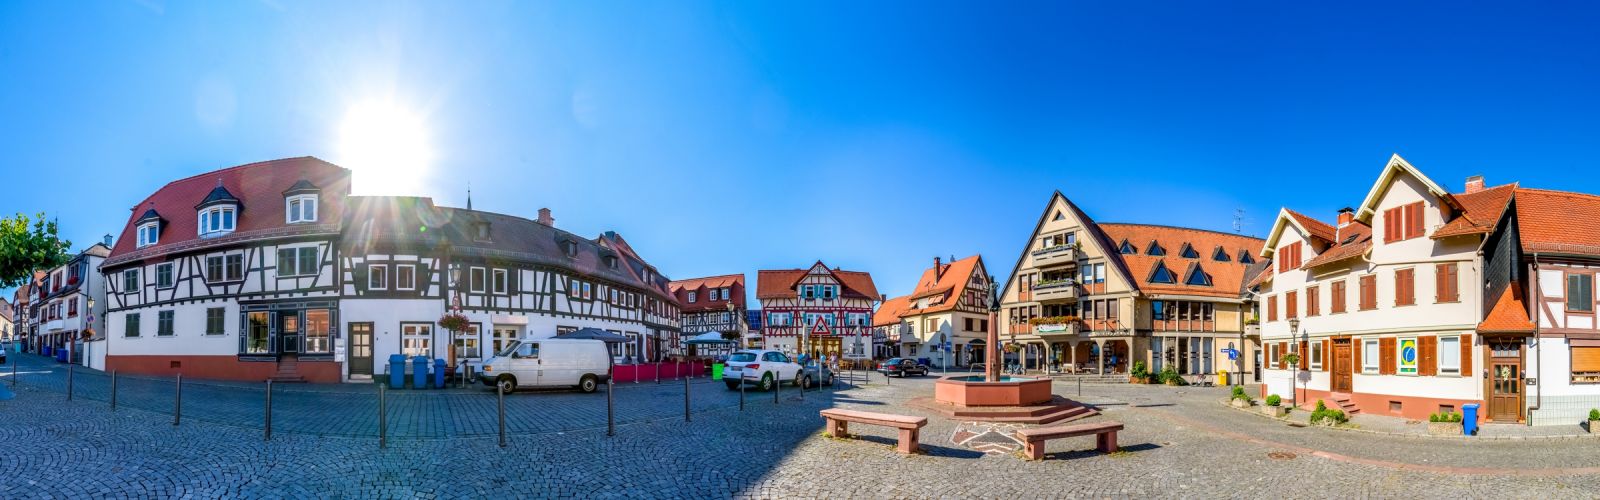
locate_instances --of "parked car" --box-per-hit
[801,359,833,388]
[0,345,7,365]
[877,358,930,377]
[723,350,805,391]
[479,338,611,394]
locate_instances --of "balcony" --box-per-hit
[1030,245,1078,268]
[1245,324,1261,337]
[1031,280,1078,302]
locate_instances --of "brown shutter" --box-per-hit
[1571,347,1600,373]
[1409,202,1426,238]
[1278,341,1288,369]
[1299,340,1309,369]
[1287,290,1298,319]
[1384,208,1399,242]
[1380,337,1396,375]
[1419,335,1437,376]
[1460,334,1472,374]
[1322,339,1331,372]
[1352,337,1362,370]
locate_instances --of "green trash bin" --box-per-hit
[711,363,725,380]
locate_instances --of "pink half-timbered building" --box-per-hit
[756,262,878,362]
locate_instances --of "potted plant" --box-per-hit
[437,313,470,333]
[1263,394,1287,417]
[1159,366,1184,386]
[1230,386,1254,408]
[1281,353,1300,370]
[1588,409,1599,433]
[1129,361,1150,384]
[1309,400,1348,426]
[1427,411,1462,435]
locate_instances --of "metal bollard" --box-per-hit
[606,377,615,437]
[773,373,780,405]
[683,371,691,422]
[379,384,388,449]
[655,362,661,384]
[264,380,273,442]
[498,383,507,448]
[1077,377,1082,397]
[110,371,118,411]
[173,374,183,426]
[67,363,74,401]
[739,375,745,411]
[10,360,15,387]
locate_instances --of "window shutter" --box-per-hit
[1407,202,1425,239]
[1383,208,1398,242]
[1322,339,1330,372]
[1299,340,1309,370]
[1352,337,1362,370]
[1460,334,1472,374]
[1380,337,1396,375]
[1419,335,1437,376]
[1278,341,1288,369]
[1268,295,1278,322]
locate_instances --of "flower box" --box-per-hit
[1230,398,1253,409]
[1262,405,1287,418]
[1426,422,1459,436]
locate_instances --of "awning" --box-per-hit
[684,332,736,345]
[553,328,631,344]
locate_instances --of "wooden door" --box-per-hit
[348,323,374,375]
[1332,340,1353,393]
[1489,340,1524,422]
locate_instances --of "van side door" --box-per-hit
[513,342,540,386]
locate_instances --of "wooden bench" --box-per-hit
[1015,421,1124,460]
[820,408,929,454]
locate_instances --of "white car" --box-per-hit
[723,350,806,391]
[478,338,611,394]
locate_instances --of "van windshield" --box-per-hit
[496,343,521,358]
[728,352,757,363]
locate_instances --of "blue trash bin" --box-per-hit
[42,346,51,357]
[56,349,67,362]
[433,359,447,388]
[1462,403,1480,436]
[411,356,430,389]
[388,354,407,389]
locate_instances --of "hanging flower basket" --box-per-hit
[438,313,470,332]
[1003,343,1021,353]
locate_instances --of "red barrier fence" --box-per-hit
[610,361,711,383]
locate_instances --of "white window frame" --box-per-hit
[1362,339,1380,374]
[492,269,507,294]
[401,323,432,357]
[156,262,174,289]
[286,195,318,223]
[369,264,388,290]
[137,222,159,248]
[122,269,139,293]
[197,206,236,236]
[1310,340,1323,370]
[1438,335,1462,376]
[688,291,697,303]
[470,267,486,293]
[396,264,416,291]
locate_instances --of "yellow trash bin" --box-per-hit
[1217,370,1229,386]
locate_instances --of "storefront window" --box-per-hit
[305,309,331,353]
[456,323,481,359]
[246,312,270,354]
[402,323,432,357]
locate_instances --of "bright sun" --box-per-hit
[338,99,433,195]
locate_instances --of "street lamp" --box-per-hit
[1288,317,1301,406]
[726,301,737,354]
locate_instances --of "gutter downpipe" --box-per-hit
[1530,253,1541,422]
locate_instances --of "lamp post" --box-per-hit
[84,297,95,367]
[1288,317,1301,407]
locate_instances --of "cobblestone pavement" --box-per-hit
[5,355,1600,498]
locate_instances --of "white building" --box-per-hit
[36,242,112,369]
[756,262,877,362]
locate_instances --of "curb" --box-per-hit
[1217,398,1600,441]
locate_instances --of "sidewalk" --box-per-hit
[1228,396,1599,440]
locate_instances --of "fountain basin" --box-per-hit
[934,375,1053,407]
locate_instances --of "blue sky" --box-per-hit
[4,1,1600,301]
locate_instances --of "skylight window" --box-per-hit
[1184,264,1213,286]
[1149,261,1176,284]
[1119,239,1137,254]
[1146,241,1166,256]
[1239,252,1256,265]
[1212,247,1230,262]
[1179,243,1199,259]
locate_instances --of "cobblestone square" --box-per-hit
[5,354,1600,498]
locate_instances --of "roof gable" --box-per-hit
[1356,154,1451,223]
[1000,191,1135,299]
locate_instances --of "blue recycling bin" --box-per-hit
[433,359,446,388]
[1462,403,1480,436]
[411,356,430,389]
[56,349,67,362]
[42,345,51,357]
[388,355,407,389]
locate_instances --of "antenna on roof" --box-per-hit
[1233,209,1245,234]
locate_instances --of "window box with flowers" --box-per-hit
[438,313,471,333]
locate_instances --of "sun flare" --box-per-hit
[338,99,433,195]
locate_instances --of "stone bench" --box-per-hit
[1015,421,1124,460]
[820,408,929,454]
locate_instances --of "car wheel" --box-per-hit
[799,374,811,389]
[759,373,775,391]
[578,375,599,393]
[496,375,517,394]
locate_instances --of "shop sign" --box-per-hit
[1398,337,1418,375]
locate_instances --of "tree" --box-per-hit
[0,212,72,288]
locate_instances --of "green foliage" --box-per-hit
[0,212,72,288]
[1266,394,1281,407]
[1430,411,1464,423]
[1130,361,1148,379]
[1589,409,1599,421]
[1310,400,1347,425]
[1158,366,1184,385]
[1230,386,1249,401]
[437,313,471,332]
[1281,353,1300,367]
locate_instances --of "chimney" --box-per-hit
[103,234,113,247]
[536,208,554,227]
[1465,175,1485,194]
[1336,207,1354,228]
[933,256,943,281]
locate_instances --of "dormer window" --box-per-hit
[475,222,490,241]
[1146,241,1166,256]
[563,241,578,257]
[286,195,317,223]
[1179,243,1199,259]
[137,221,160,248]
[1148,261,1176,284]
[604,255,618,269]
[198,206,236,237]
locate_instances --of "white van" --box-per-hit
[478,338,611,393]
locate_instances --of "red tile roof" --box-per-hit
[1478,285,1536,334]
[755,262,878,300]
[1284,209,1337,243]
[1098,224,1265,299]
[1300,221,1372,270]
[1433,184,1516,239]
[873,295,913,327]
[668,274,746,313]
[105,157,351,267]
[900,255,986,316]
[1515,188,1600,257]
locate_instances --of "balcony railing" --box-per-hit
[1030,245,1079,267]
[1245,324,1261,337]
[1032,280,1078,302]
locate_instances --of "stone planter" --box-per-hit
[1427,422,1460,436]
[1588,420,1598,434]
[1230,398,1253,409]
[1262,405,1287,418]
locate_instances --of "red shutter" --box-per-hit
[1460,334,1473,374]
[1436,263,1459,303]
[1395,269,1415,306]
[1268,295,1278,322]
[1407,202,1425,239]
[1380,337,1396,375]
[1383,208,1398,242]
[1321,339,1331,372]
[1299,340,1309,370]
[1419,335,1437,376]
[1352,337,1362,371]
[1286,290,1298,319]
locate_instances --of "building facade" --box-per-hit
[756,262,877,362]
[873,256,993,368]
[669,274,747,348]
[1254,155,1493,422]
[34,243,111,367]
[999,191,1266,379]
[100,157,680,383]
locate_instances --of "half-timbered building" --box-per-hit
[875,256,993,368]
[756,262,878,361]
[101,157,350,382]
[669,274,747,347]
